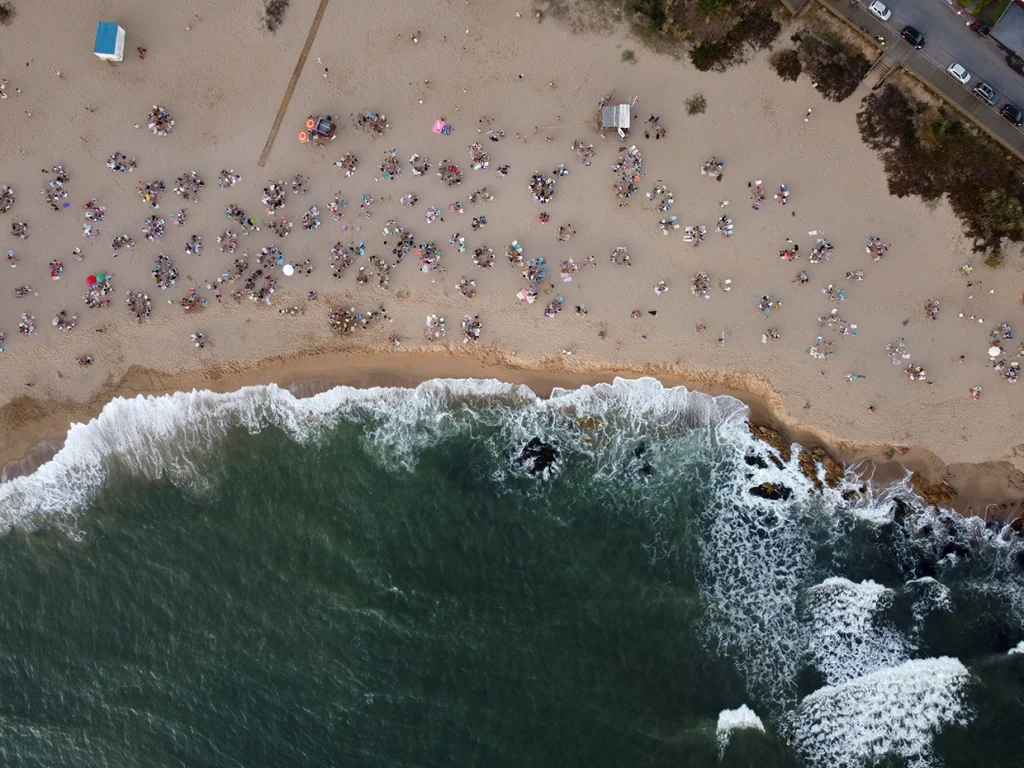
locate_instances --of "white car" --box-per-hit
[947,63,971,85]
[868,0,892,20]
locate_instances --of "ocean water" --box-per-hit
[0,377,1022,768]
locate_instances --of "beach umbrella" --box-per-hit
[96,273,106,283]
[989,346,1002,357]
[282,264,295,276]
[86,274,97,286]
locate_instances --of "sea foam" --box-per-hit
[792,657,971,768]
[803,577,911,686]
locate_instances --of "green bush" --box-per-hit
[771,48,802,81]
[622,48,636,62]
[858,85,1024,253]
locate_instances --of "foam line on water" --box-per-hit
[791,657,971,768]
[715,704,765,755]
[0,377,749,531]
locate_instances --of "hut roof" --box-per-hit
[601,104,630,130]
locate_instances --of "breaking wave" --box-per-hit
[715,704,765,755]
[791,657,972,768]
[802,578,911,686]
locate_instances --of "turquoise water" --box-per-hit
[0,378,1021,767]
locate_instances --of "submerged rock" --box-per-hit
[891,497,914,525]
[798,447,844,493]
[744,454,769,470]
[634,442,654,476]
[908,472,957,508]
[940,541,972,560]
[514,438,559,476]
[748,482,793,501]
[842,485,867,502]
[749,423,791,463]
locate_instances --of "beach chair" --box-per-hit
[683,226,695,243]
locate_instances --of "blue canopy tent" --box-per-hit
[94,22,125,62]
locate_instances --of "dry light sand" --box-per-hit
[0,0,1022,498]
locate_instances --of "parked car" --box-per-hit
[970,20,990,36]
[868,0,892,20]
[900,25,925,48]
[1000,103,1023,126]
[973,81,997,105]
[947,63,971,86]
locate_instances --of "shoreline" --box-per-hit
[1,346,1021,521]
[1,0,1022,526]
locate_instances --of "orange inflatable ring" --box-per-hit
[298,131,308,143]
[306,118,316,129]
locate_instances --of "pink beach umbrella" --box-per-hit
[86,274,97,286]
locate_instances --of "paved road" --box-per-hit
[857,0,1024,112]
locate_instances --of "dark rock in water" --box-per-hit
[514,438,559,475]
[630,442,653,476]
[941,541,972,560]
[798,447,844,493]
[915,556,938,580]
[748,482,793,501]
[748,423,792,463]
[1014,549,1024,573]
[744,454,769,469]
[891,497,914,525]
[841,484,867,502]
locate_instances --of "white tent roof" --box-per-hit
[601,104,630,130]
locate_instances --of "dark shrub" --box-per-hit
[858,85,1024,253]
[771,48,802,81]
[797,31,870,102]
[265,0,290,33]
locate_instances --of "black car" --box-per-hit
[900,25,925,48]
[1001,103,1023,126]
[971,20,990,36]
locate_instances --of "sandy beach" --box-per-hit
[1,0,1022,504]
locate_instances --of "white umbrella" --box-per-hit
[282,263,295,276]
[989,345,1002,357]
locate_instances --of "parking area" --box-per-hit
[991,2,1024,57]
[816,0,1024,159]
